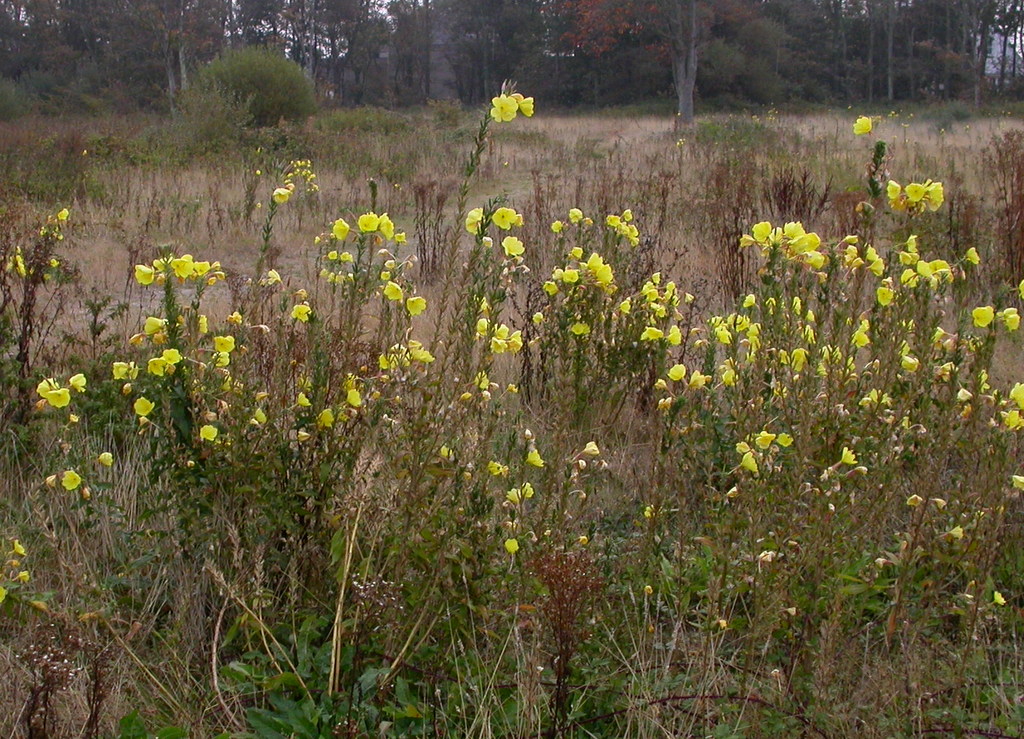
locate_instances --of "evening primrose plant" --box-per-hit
[525,212,692,426]
[11,101,1024,737]
[634,122,1019,713]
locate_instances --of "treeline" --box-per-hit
[0,0,1021,115]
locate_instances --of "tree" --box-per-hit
[558,0,711,123]
[667,0,700,124]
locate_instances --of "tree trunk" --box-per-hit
[671,0,698,126]
[423,0,431,99]
[165,39,178,112]
[673,49,697,125]
[179,39,188,92]
[886,0,896,101]
[867,2,875,102]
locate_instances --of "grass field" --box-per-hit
[4,97,1024,737]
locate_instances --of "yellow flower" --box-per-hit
[45,387,71,407]
[876,286,894,306]
[504,538,520,555]
[502,236,525,257]
[214,335,236,353]
[994,591,1006,606]
[170,254,195,279]
[840,447,857,465]
[568,208,584,224]
[901,355,920,372]
[804,251,826,270]
[853,116,873,135]
[200,425,218,441]
[688,373,709,389]
[143,316,166,335]
[36,378,70,408]
[332,218,350,240]
[383,281,404,302]
[1002,308,1020,331]
[135,264,155,285]
[905,182,926,203]
[292,304,312,322]
[97,452,113,467]
[570,322,590,336]
[465,207,484,234]
[788,347,807,373]
[965,247,980,265]
[162,348,182,365]
[586,253,614,287]
[739,451,758,474]
[272,187,292,204]
[526,449,545,467]
[12,539,26,556]
[358,212,380,232]
[317,408,335,428]
[776,433,793,447]
[61,469,82,491]
[668,364,686,382]
[640,326,664,341]
[972,306,995,328]
[406,296,427,316]
[346,388,362,407]
[754,431,776,449]
[490,95,519,122]
[492,207,520,230]
[582,441,600,456]
[513,94,535,117]
[378,213,395,239]
[134,396,154,416]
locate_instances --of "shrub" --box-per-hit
[0,78,27,121]
[196,46,316,127]
[173,82,252,154]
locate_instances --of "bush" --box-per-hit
[196,46,316,127]
[173,82,252,154]
[0,78,28,121]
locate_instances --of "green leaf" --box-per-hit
[118,711,148,739]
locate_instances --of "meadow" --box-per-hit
[3,94,1024,738]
